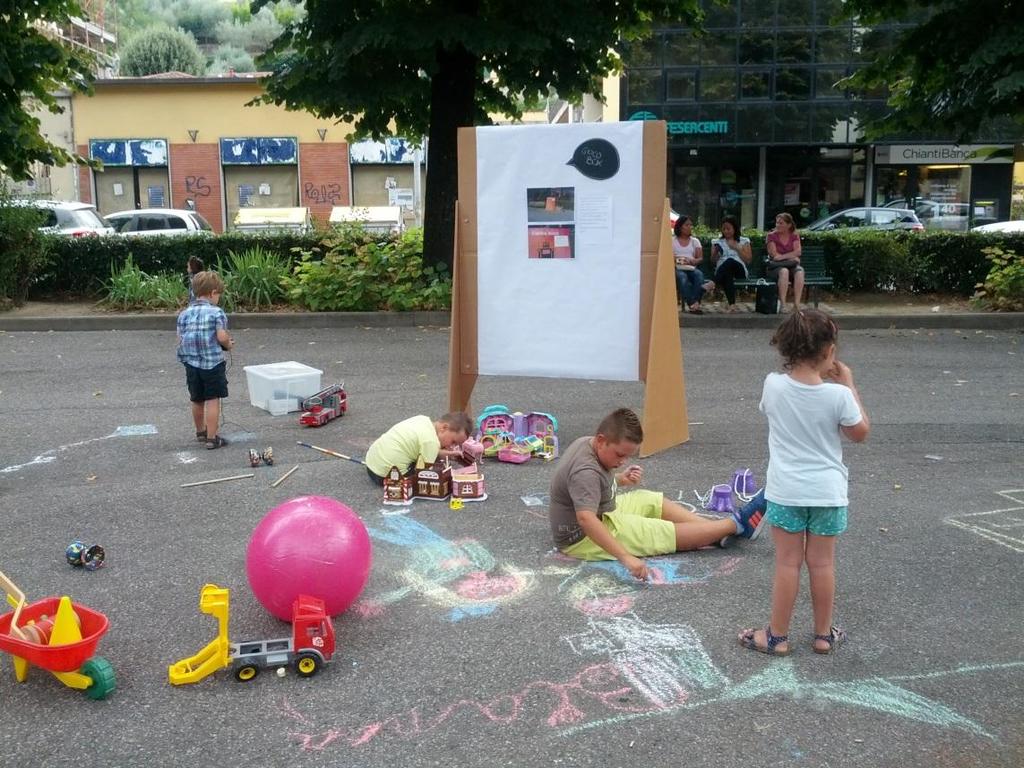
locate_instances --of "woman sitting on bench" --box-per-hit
[766,212,804,312]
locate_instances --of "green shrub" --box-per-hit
[282,226,450,311]
[103,255,187,310]
[0,194,50,307]
[972,245,1024,311]
[36,232,322,296]
[218,245,288,310]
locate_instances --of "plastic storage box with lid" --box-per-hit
[243,362,323,414]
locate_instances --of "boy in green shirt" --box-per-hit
[365,412,474,484]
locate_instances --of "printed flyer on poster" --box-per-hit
[526,187,575,259]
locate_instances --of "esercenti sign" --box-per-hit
[628,111,729,136]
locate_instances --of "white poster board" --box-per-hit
[475,123,644,381]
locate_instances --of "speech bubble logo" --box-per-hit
[566,138,619,180]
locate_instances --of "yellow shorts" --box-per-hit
[561,490,675,560]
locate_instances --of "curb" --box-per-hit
[0,310,1021,333]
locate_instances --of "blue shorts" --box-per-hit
[766,501,847,536]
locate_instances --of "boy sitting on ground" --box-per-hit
[549,408,764,581]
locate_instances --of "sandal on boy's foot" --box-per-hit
[739,626,791,656]
[195,429,207,443]
[813,626,847,654]
[205,435,229,450]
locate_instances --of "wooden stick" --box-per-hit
[181,473,254,488]
[270,465,299,488]
[296,441,366,465]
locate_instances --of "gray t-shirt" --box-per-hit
[549,436,617,547]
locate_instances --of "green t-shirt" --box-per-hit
[365,415,440,476]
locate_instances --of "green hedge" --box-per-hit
[35,232,322,295]
[23,225,1024,299]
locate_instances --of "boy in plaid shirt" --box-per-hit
[177,271,233,449]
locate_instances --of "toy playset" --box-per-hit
[0,570,116,699]
[168,584,335,684]
[299,383,348,427]
[474,405,559,464]
[382,459,487,506]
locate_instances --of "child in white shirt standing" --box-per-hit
[739,309,870,656]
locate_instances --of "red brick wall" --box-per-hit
[299,142,350,225]
[169,143,224,232]
[77,145,92,204]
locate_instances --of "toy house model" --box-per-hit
[382,459,487,506]
[475,405,559,462]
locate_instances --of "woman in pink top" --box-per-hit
[766,212,804,312]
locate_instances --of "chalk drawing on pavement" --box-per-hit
[1,424,158,474]
[944,488,1024,554]
[353,514,536,621]
[545,552,742,616]
[281,612,1019,751]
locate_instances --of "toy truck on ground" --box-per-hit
[299,383,348,427]
[168,585,335,685]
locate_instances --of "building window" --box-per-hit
[777,32,813,64]
[665,31,699,65]
[701,32,737,65]
[740,70,772,100]
[777,0,812,22]
[815,68,847,99]
[739,32,774,64]
[776,67,812,100]
[667,70,697,101]
[702,0,737,27]
[742,0,777,26]
[627,69,663,103]
[816,29,852,63]
[700,69,737,101]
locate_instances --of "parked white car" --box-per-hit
[972,220,1024,234]
[106,208,213,236]
[15,199,113,236]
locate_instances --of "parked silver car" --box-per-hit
[106,208,213,236]
[16,199,113,236]
[883,198,969,231]
[805,206,924,232]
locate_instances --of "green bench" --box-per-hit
[702,244,833,307]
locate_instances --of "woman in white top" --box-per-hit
[672,215,705,314]
[707,216,752,312]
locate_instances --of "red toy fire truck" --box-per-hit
[299,383,348,427]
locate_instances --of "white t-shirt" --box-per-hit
[759,372,863,507]
[672,236,702,270]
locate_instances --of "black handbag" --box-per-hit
[755,279,779,315]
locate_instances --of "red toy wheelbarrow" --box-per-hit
[0,570,116,699]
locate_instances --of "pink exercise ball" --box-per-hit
[247,495,372,621]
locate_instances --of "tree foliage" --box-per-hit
[844,0,1024,140]
[208,45,256,76]
[120,25,206,76]
[0,0,96,180]
[255,0,703,270]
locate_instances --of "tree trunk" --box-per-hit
[422,44,478,273]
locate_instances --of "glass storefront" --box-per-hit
[874,164,972,231]
[669,148,759,229]
[765,147,865,227]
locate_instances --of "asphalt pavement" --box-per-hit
[0,320,1022,767]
